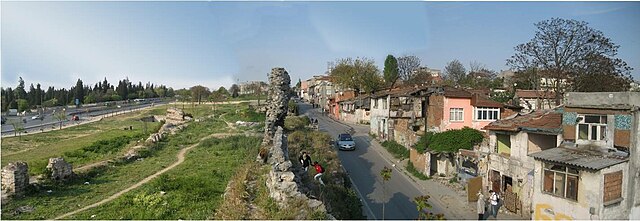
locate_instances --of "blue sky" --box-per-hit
[2,1,639,90]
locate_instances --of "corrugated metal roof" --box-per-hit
[529,147,628,171]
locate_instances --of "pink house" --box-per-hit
[426,87,509,132]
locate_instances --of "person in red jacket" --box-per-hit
[313,161,325,186]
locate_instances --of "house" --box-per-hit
[529,92,640,220]
[337,95,371,124]
[426,87,511,133]
[410,87,516,177]
[329,89,355,120]
[515,89,558,110]
[482,109,563,218]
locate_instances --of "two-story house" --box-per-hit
[515,89,558,111]
[482,109,563,218]
[529,92,640,220]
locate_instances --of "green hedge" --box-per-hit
[414,127,484,154]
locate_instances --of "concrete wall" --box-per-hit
[532,161,629,220]
[564,92,640,107]
[628,109,640,219]
[410,148,429,175]
[355,109,370,124]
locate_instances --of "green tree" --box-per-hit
[506,18,633,97]
[414,195,445,220]
[16,99,29,112]
[54,109,67,129]
[15,77,27,100]
[229,84,240,98]
[383,55,399,88]
[444,59,466,86]
[9,117,26,139]
[74,79,85,106]
[190,85,211,104]
[329,57,383,94]
[380,166,392,220]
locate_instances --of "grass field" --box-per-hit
[1,102,267,219]
[1,109,163,175]
[67,135,261,220]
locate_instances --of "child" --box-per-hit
[313,161,325,186]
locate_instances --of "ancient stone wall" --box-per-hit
[1,162,29,196]
[46,158,75,181]
[263,67,291,145]
[265,127,325,212]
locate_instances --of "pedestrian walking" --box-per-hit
[489,190,500,218]
[477,191,486,220]
[313,161,325,186]
[299,151,312,172]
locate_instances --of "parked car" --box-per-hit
[336,133,356,151]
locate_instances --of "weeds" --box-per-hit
[381,140,409,159]
[405,162,431,180]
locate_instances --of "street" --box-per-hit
[299,103,452,220]
[1,100,169,135]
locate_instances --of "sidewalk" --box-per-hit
[325,113,524,220]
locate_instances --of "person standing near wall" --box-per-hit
[477,191,486,220]
[299,151,312,172]
[313,161,325,186]
[489,190,500,218]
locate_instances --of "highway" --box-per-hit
[1,99,170,135]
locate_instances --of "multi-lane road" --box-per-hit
[1,100,170,135]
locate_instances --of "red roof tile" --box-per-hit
[483,110,562,133]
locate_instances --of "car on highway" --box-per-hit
[336,133,356,151]
[31,115,44,120]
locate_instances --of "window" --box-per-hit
[577,115,607,141]
[373,99,378,108]
[382,98,387,109]
[543,163,579,201]
[604,171,623,204]
[497,134,511,156]
[475,107,500,121]
[449,108,464,122]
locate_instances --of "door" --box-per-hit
[491,170,501,193]
[467,176,483,202]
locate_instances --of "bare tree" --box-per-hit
[469,61,487,73]
[506,18,633,102]
[397,55,421,82]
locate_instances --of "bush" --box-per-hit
[381,140,409,159]
[405,162,430,180]
[284,116,310,131]
[414,127,484,153]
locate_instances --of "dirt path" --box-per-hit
[53,133,218,220]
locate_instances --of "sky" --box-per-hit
[2,1,640,90]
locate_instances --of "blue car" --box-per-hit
[337,133,356,151]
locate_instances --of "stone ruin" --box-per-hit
[166,107,186,123]
[46,158,75,181]
[265,127,325,212]
[1,162,29,197]
[257,67,326,216]
[262,67,291,146]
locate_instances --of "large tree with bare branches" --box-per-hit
[397,55,421,83]
[507,18,633,97]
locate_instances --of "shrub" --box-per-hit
[284,116,310,131]
[414,127,483,153]
[405,162,430,180]
[381,140,409,159]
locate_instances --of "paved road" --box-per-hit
[1,100,169,135]
[299,103,453,220]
